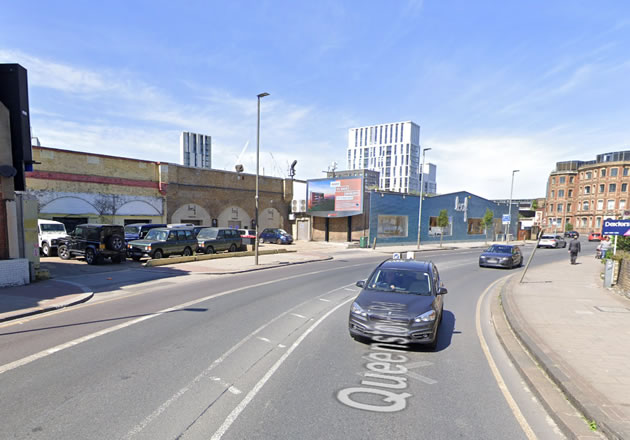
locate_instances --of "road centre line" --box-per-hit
[120,282,355,439]
[0,261,373,329]
[210,296,354,440]
[475,276,536,440]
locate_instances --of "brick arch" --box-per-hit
[217,205,251,229]
[171,203,211,225]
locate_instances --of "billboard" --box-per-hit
[306,177,363,217]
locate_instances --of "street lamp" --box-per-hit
[417,147,432,248]
[255,92,269,265]
[505,169,520,243]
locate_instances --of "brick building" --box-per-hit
[543,151,630,235]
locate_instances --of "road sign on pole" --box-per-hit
[502,214,511,225]
[602,218,630,236]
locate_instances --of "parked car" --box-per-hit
[193,225,212,238]
[588,232,602,242]
[37,219,67,257]
[196,227,242,254]
[124,223,167,242]
[564,230,579,238]
[127,227,197,260]
[259,228,293,244]
[349,256,447,350]
[537,234,567,248]
[57,224,127,264]
[238,228,257,245]
[479,244,523,269]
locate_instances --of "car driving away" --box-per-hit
[478,244,523,269]
[348,256,447,350]
[537,234,567,248]
[259,228,293,244]
[588,232,602,242]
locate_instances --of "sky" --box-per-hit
[1,1,629,199]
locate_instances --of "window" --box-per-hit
[586,171,592,179]
[568,189,573,197]
[567,203,572,212]
[599,184,605,193]
[620,200,627,210]
[623,183,628,192]
[624,168,629,177]
[611,168,618,177]
[549,204,554,212]
[551,190,555,198]
[601,169,606,177]
[596,217,601,228]
[467,218,484,235]
[582,201,589,210]
[607,200,615,210]
[429,216,452,236]
[558,189,565,197]
[584,186,591,194]
[570,176,574,183]
[354,130,358,147]
[559,176,566,184]
[377,215,408,238]
[597,200,603,210]
[609,183,617,192]
[551,177,556,184]
[557,203,563,212]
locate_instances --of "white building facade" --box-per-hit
[180,132,211,169]
[347,121,422,194]
[422,162,437,194]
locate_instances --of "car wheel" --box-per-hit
[106,234,125,251]
[85,248,97,265]
[58,244,72,260]
[229,244,237,252]
[259,238,265,244]
[152,249,163,260]
[205,247,215,254]
[276,238,282,244]
[183,247,192,256]
[41,242,51,257]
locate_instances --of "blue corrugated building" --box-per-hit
[367,191,517,246]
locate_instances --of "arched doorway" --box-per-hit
[171,203,211,225]
[217,206,251,229]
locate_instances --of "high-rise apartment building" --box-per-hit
[421,162,437,194]
[180,132,211,169]
[543,150,630,234]
[347,121,427,194]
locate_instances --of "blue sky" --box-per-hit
[1,1,629,198]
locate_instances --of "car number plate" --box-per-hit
[488,258,497,263]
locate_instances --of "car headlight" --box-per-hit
[350,302,367,319]
[480,256,487,260]
[414,310,436,322]
[500,257,510,261]
[146,245,151,251]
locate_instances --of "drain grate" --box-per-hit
[594,306,630,313]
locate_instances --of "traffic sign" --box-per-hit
[502,214,511,225]
[602,218,630,236]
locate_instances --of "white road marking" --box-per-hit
[476,277,537,440]
[278,344,286,348]
[319,298,331,302]
[122,283,356,438]
[257,337,271,343]
[210,297,354,440]
[290,313,306,318]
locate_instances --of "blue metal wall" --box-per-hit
[368,191,517,245]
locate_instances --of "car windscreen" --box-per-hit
[144,229,167,241]
[197,229,218,239]
[366,268,432,295]
[40,223,66,232]
[125,226,140,234]
[541,235,555,239]
[278,229,288,235]
[486,245,512,253]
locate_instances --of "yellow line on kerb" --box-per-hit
[475,276,537,440]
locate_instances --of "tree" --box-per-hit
[482,208,494,245]
[437,209,449,248]
[565,222,573,232]
[531,199,538,209]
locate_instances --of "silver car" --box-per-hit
[537,234,567,248]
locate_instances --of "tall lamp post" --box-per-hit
[505,169,519,243]
[255,92,269,265]
[416,147,432,248]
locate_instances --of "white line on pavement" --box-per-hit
[210,296,354,440]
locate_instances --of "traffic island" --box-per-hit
[143,248,295,267]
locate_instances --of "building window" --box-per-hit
[558,189,565,197]
[568,189,573,197]
[601,168,606,177]
[623,183,628,192]
[570,176,574,183]
[596,217,602,228]
[611,168,618,177]
[584,186,591,194]
[597,200,603,210]
[551,177,556,184]
[354,130,358,147]
[586,171,592,179]
[559,176,566,184]
[567,203,572,212]
[467,218,484,235]
[599,184,605,193]
[551,190,555,198]
[582,201,589,210]
[557,203,563,212]
[608,200,615,210]
[609,183,617,192]
[620,200,627,211]
[549,204,554,212]
[624,168,629,177]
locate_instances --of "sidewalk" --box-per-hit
[501,252,630,439]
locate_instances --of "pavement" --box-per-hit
[1,239,629,438]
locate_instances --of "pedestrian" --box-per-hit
[568,236,581,264]
[600,237,611,259]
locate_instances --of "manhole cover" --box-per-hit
[594,306,630,313]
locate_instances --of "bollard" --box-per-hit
[604,259,614,288]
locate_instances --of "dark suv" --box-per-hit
[124,223,167,242]
[58,224,127,265]
[196,227,242,254]
[564,230,579,238]
[127,227,197,260]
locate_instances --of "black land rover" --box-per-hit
[57,224,127,265]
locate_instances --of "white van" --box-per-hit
[38,219,68,257]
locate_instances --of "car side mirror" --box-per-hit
[438,287,448,295]
[356,280,365,288]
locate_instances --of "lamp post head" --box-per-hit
[423,147,432,153]
[257,92,270,98]
[513,169,520,174]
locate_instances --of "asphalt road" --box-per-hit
[0,242,592,439]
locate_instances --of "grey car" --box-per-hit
[196,227,242,254]
[349,258,447,350]
[127,227,197,260]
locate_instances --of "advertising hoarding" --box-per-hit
[306,177,363,217]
